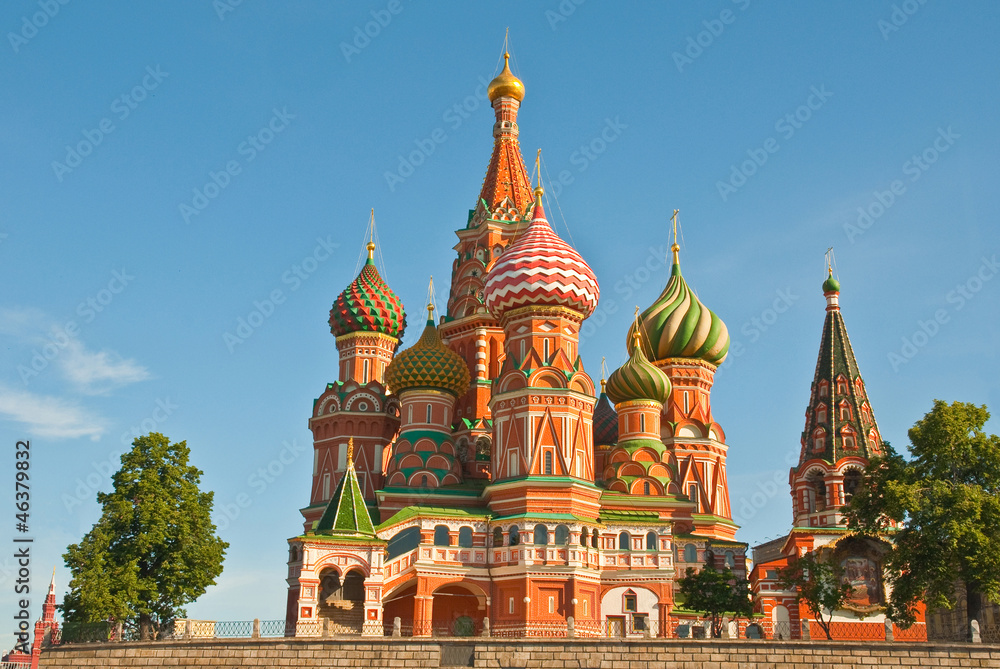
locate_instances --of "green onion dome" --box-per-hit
[593,382,618,445]
[605,332,672,405]
[330,242,407,340]
[823,269,840,293]
[384,306,471,398]
[627,245,729,366]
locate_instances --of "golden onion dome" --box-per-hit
[487,53,525,102]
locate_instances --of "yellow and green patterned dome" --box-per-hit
[606,332,672,405]
[384,306,470,398]
[628,244,729,366]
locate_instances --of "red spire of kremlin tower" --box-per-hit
[749,261,919,639]
[438,52,535,471]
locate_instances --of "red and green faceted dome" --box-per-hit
[384,312,471,398]
[330,251,406,340]
[606,334,672,405]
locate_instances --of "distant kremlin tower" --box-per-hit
[285,50,748,637]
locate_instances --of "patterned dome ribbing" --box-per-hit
[330,244,406,340]
[606,333,672,405]
[593,383,618,445]
[628,247,729,366]
[483,191,600,320]
[384,309,470,398]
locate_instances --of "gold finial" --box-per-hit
[631,306,643,351]
[600,356,608,390]
[826,246,834,275]
[534,149,543,199]
[426,276,436,320]
[347,437,354,467]
[670,209,680,265]
[366,209,376,260]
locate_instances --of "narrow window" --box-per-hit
[534,524,549,545]
[619,532,630,551]
[508,451,519,477]
[322,473,331,500]
[583,599,588,616]
[640,413,646,433]
[493,527,504,547]
[688,483,700,513]
[645,531,656,550]
[580,528,589,546]
[426,404,432,423]
[433,525,450,546]
[575,454,582,477]
[458,527,473,548]
[509,598,514,614]
[362,359,370,383]
[591,531,599,548]
[421,474,428,488]
[555,525,569,545]
[509,526,520,546]
[683,544,697,562]
[544,451,553,475]
[548,596,554,614]
[643,481,651,495]
[337,445,348,471]
[543,339,550,362]
[623,591,637,613]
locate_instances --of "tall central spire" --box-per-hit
[477,51,533,216]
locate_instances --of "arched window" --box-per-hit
[426,404,432,423]
[534,524,549,545]
[842,427,857,450]
[643,481,651,495]
[683,391,690,413]
[818,380,829,398]
[645,531,657,551]
[816,404,827,424]
[640,413,646,433]
[591,530,599,548]
[813,429,825,453]
[808,472,826,511]
[844,469,862,501]
[508,525,520,546]
[362,359,370,383]
[683,544,697,563]
[839,401,852,421]
[492,527,504,547]
[619,532,630,551]
[458,526,473,548]
[543,451,553,475]
[555,524,569,545]
[543,339,550,362]
[433,525,450,546]
[580,528,589,547]
[725,550,736,568]
[837,376,848,395]
[420,474,428,488]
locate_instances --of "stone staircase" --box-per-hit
[319,599,364,635]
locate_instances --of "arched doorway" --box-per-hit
[431,582,487,636]
[318,567,366,635]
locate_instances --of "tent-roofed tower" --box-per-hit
[438,52,536,474]
[790,268,884,528]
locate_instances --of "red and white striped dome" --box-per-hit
[484,195,599,320]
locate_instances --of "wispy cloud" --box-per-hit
[60,340,150,395]
[0,384,106,440]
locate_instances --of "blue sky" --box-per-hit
[1,1,998,646]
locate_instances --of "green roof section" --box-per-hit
[376,505,489,531]
[315,443,377,538]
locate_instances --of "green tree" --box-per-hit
[778,551,851,640]
[847,400,1000,632]
[677,564,753,637]
[62,433,228,639]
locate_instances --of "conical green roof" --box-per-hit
[606,333,672,405]
[315,443,376,537]
[628,249,729,366]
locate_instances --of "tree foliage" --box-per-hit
[846,400,1000,629]
[678,564,753,637]
[62,433,229,639]
[778,551,851,640]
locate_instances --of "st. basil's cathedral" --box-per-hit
[282,52,922,639]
